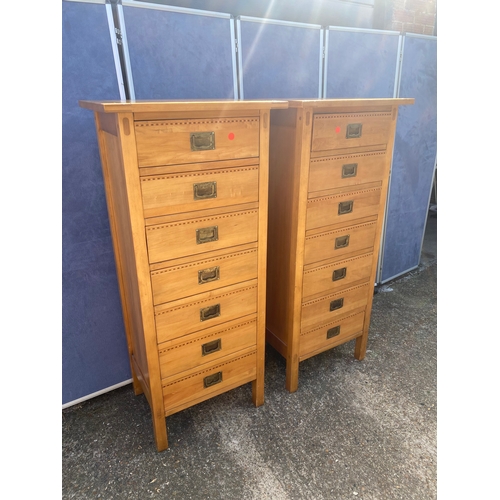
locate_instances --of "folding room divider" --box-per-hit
[62,0,437,406]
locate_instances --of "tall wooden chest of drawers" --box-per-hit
[79,99,288,451]
[266,98,414,393]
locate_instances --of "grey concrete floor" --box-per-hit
[62,211,437,500]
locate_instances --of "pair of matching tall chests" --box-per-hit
[80,98,414,451]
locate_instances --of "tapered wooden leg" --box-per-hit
[253,317,265,406]
[252,376,265,407]
[131,368,143,396]
[252,339,265,407]
[354,332,368,360]
[152,412,168,452]
[285,356,299,393]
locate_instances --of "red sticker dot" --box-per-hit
[228,132,235,140]
[335,126,341,133]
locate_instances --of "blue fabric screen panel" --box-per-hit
[62,0,131,405]
[238,19,322,99]
[122,4,236,99]
[325,28,400,98]
[380,35,437,283]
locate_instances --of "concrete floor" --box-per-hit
[62,211,437,500]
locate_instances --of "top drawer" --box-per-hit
[311,111,392,153]
[135,117,260,167]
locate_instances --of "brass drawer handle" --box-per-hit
[335,235,350,249]
[201,338,222,356]
[330,298,344,311]
[196,225,218,244]
[204,371,222,388]
[190,131,215,151]
[194,181,217,200]
[327,326,341,339]
[342,163,358,178]
[332,267,347,281]
[198,266,220,284]
[346,123,362,139]
[200,304,221,322]
[338,200,354,215]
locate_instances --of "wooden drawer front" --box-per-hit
[302,252,373,300]
[135,117,260,167]
[155,281,258,343]
[163,349,257,415]
[299,310,365,359]
[306,186,381,231]
[304,221,377,265]
[300,282,370,332]
[146,209,258,264]
[311,112,392,153]
[151,246,258,305]
[308,151,387,194]
[141,165,259,218]
[158,316,257,379]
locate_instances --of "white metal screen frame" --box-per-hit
[236,15,323,100]
[120,0,238,100]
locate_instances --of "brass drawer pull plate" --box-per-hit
[201,338,222,356]
[190,131,215,151]
[327,326,341,339]
[346,123,362,139]
[342,163,358,178]
[338,200,354,215]
[200,304,221,322]
[330,298,344,311]
[335,235,350,249]
[194,181,217,200]
[204,371,223,388]
[198,266,220,284]
[196,225,218,244]
[332,267,347,281]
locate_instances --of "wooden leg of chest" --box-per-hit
[285,365,299,393]
[152,410,168,452]
[131,372,143,396]
[355,293,375,360]
[354,330,368,360]
[285,354,299,393]
[252,331,265,406]
[252,378,264,407]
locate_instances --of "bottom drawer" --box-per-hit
[162,348,257,416]
[299,310,365,360]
